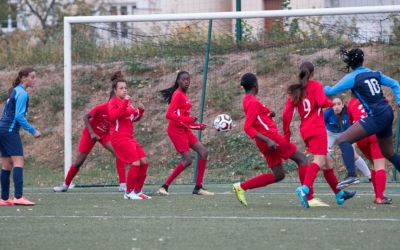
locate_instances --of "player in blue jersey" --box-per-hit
[0,67,41,206]
[324,96,370,180]
[324,48,400,188]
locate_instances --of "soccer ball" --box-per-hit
[213,114,233,132]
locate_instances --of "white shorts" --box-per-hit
[327,130,344,149]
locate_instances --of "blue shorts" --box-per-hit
[359,108,394,139]
[0,132,23,157]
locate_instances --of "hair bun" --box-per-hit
[111,71,124,81]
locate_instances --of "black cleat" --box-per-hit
[336,176,360,189]
[375,197,393,205]
[342,190,356,200]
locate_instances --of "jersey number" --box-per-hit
[365,78,381,96]
[302,98,311,118]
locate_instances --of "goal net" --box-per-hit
[64,6,400,186]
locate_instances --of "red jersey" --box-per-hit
[283,79,333,141]
[108,96,144,138]
[88,102,111,137]
[347,97,367,124]
[243,94,279,138]
[166,88,195,129]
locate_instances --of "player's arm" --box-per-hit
[316,83,333,108]
[165,94,195,123]
[324,73,356,96]
[282,98,295,143]
[108,99,129,122]
[133,108,145,122]
[83,113,100,141]
[379,72,400,106]
[15,91,37,136]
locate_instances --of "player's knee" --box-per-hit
[274,172,285,182]
[182,158,193,167]
[199,148,208,159]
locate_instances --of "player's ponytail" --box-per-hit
[160,70,188,104]
[8,67,35,97]
[240,73,257,92]
[109,71,126,100]
[287,61,314,104]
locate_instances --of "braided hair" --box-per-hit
[340,47,364,72]
[160,71,189,104]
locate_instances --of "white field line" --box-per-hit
[0,215,399,222]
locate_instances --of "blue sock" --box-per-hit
[339,142,357,177]
[389,154,400,172]
[1,169,11,200]
[13,167,23,199]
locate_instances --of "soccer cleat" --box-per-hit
[336,176,360,189]
[193,187,215,196]
[0,199,14,206]
[118,183,126,192]
[374,197,393,205]
[13,197,35,206]
[124,191,143,200]
[342,190,356,201]
[308,198,330,207]
[295,185,310,208]
[53,184,69,192]
[232,182,247,207]
[157,187,169,196]
[137,192,152,199]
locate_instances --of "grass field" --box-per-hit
[0,183,399,250]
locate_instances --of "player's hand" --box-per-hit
[200,124,207,130]
[267,140,278,150]
[137,101,145,110]
[124,95,131,101]
[90,133,100,141]
[34,130,41,138]
[269,111,276,118]
[192,116,198,122]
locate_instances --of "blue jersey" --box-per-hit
[0,84,36,135]
[324,107,350,133]
[324,66,400,117]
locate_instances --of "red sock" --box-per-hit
[126,165,140,193]
[134,163,149,192]
[323,168,340,194]
[375,169,386,200]
[116,159,126,184]
[304,162,320,191]
[298,165,314,200]
[240,173,276,191]
[195,159,206,186]
[65,164,79,186]
[165,163,185,186]
[370,169,376,195]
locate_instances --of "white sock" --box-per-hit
[355,157,371,178]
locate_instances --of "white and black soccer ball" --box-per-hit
[213,114,233,132]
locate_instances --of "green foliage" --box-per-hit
[0,87,8,102]
[207,81,238,112]
[255,49,291,75]
[314,56,329,66]
[72,95,89,110]
[125,60,153,74]
[30,83,64,113]
[127,76,149,88]
[78,72,108,90]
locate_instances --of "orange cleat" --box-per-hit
[13,197,35,206]
[0,199,14,206]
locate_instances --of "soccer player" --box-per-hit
[108,73,150,200]
[283,62,355,208]
[0,67,41,206]
[157,71,213,196]
[324,48,400,189]
[324,96,371,180]
[347,97,392,204]
[232,73,318,207]
[53,101,126,193]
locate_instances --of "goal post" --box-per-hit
[64,5,400,182]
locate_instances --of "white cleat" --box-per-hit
[53,184,69,192]
[124,191,143,200]
[137,192,152,199]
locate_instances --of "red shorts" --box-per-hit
[111,136,146,164]
[78,127,110,153]
[356,135,384,161]
[257,133,297,168]
[167,126,198,153]
[304,134,327,155]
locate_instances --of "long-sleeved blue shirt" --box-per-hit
[0,84,36,135]
[324,66,400,117]
[324,107,350,133]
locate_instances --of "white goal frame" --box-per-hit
[64,5,400,178]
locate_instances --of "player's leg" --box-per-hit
[353,146,371,179]
[191,141,214,195]
[0,157,13,206]
[134,144,151,199]
[371,158,391,204]
[103,141,126,192]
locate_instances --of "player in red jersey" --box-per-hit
[283,61,355,208]
[347,97,392,204]
[157,71,214,196]
[53,101,126,193]
[232,73,313,207]
[108,72,150,200]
